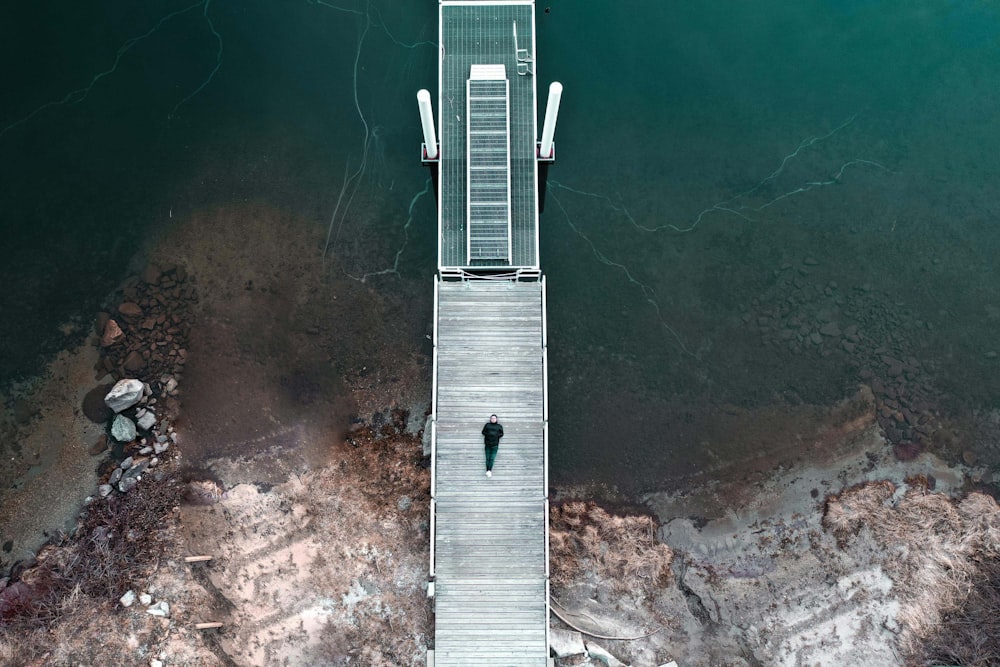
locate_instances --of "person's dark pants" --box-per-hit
[485,445,498,471]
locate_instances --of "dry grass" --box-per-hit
[0,473,184,664]
[550,501,673,597]
[823,480,1000,667]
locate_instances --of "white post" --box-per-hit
[538,81,562,159]
[417,89,438,160]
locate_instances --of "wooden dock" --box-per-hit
[430,278,549,664]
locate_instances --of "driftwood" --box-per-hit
[184,555,213,563]
[549,596,661,641]
[195,622,224,630]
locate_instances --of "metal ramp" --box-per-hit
[467,65,512,264]
[430,278,549,665]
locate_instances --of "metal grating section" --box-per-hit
[467,65,512,263]
[439,2,539,270]
[432,279,548,665]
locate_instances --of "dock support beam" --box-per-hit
[418,89,440,201]
[538,82,562,161]
[537,82,562,214]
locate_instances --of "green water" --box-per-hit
[2,1,999,494]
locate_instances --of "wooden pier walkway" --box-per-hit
[430,278,549,664]
[424,0,552,663]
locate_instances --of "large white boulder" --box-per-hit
[104,379,144,413]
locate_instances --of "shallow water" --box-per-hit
[1,1,998,494]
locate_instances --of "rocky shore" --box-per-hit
[77,262,197,503]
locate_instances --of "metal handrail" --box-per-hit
[429,498,436,579]
[436,267,544,282]
[431,275,440,418]
[543,420,549,503]
[540,274,548,348]
[429,275,439,582]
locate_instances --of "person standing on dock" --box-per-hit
[482,414,503,478]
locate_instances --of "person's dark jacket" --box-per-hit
[482,421,504,447]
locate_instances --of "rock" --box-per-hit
[146,601,169,617]
[137,411,157,431]
[82,384,115,423]
[819,322,841,337]
[123,459,149,479]
[11,398,36,425]
[123,350,146,373]
[803,257,819,266]
[139,593,153,606]
[164,377,178,393]
[550,627,586,658]
[111,415,136,442]
[98,484,114,498]
[153,440,170,454]
[95,311,111,336]
[139,446,153,455]
[119,476,138,493]
[120,456,134,470]
[100,319,125,347]
[141,263,163,285]
[105,379,144,412]
[809,332,823,345]
[586,641,628,667]
[397,496,412,512]
[151,660,164,667]
[88,434,109,456]
[118,302,143,321]
[120,590,136,607]
[962,450,978,466]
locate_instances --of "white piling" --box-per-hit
[538,81,563,160]
[417,89,438,160]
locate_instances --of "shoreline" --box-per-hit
[1,205,998,665]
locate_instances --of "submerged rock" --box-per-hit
[82,384,114,423]
[88,434,109,456]
[117,302,143,321]
[123,350,145,373]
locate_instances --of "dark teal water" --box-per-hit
[2,1,999,494]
